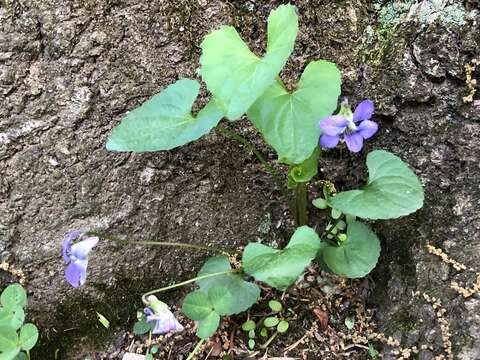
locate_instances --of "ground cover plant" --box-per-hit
[62,4,424,358]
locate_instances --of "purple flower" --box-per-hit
[319,99,378,153]
[62,230,99,288]
[144,295,184,334]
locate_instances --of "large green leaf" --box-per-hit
[0,286,26,311]
[0,347,20,360]
[106,79,223,152]
[197,256,260,315]
[0,327,18,352]
[19,324,38,351]
[196,312,220,339]
[242,226,321,290]
[331,150,424,219]
[208,286,233,316]
[199,4,298,120]
[322,221,380,278]
[248,61,341,164]
[182,291,213,321]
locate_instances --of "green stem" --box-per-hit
[186,338,205,360]
[142,269,238,303]
[85,232,232,255]
[216,123,289,200]
[320,216,344,246]
[293,182,308,226]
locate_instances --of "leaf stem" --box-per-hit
[186,338,205,360]
[85,232,232,255]
[141,269,238,304]
[293,182,308,226]
[216,123,289,199]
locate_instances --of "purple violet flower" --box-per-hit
[319,99,378,153]
[62,230,99,288]
[144,295,184,334]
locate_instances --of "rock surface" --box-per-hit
[1,0,479,358]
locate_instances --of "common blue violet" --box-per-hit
[319,99,378,153]
[62,230,99,287]
[144,295,184,334]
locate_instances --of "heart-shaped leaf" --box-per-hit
[243,226,321,290]
[248,61,341,164]
[200,4,298,120]
[331,150,424,219]
[182,291,213,321]
[197,256,260,315]
[1,285,27,310]
[106,79,223,152]
[19,323,38,351]
[322,221,380,278]
[196,312,220,339]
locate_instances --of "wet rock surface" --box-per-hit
[1,0,479,358]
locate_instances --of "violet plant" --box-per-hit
[84,3,424,354]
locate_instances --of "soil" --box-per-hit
[1,0,479,359]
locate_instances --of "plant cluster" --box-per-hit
[62,3,424,357]
[0,284,39,360]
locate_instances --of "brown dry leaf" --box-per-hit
[313,308,329,330]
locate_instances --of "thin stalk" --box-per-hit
[260,332,278,349]
[186,338,205,360]
[216,123,289,200]
[85,232,231,255]
[142,269,238,303]
[320,216,344,246]
[293,182,308,226]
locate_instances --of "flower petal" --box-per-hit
[71,236,99,260]
[319,134,340,148]
[319,115,349,136]
[147,308,184,334]
[344,132,364,153]
[65,260,87,288]
[353,100,374,122]
[63,230,81,262]
[357,120,378,139]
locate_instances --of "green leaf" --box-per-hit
[248,329,255,339]
[344,316,355,330]
[312,198,328,209]
[368,343,379,358]
[197,256,260,315]
[0,347,20,360]
[287,146,320,188]
[241,320,256,332]
[18,324,38,351]
[243,226,321,290]
[0,327,18,351]
[248,61,341,164]
[260,328,268,337]
[106,79,223,152]
[145,354,153,360]
[263,317,279,328]
[331,208,342,220]
[200,4,298,120]
[96,312,110,329]
[248,339,255,350]
[277,320,289,333]
[0,308,24,330]
[196,312,220,339]
[1,285,27,310]
[268,300,283,313]
[132,320,153,335]
[322,221,380,278]
[208,286,233,316]
[182,291,213,321]
[331,150,424,220]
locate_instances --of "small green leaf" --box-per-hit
[197,256,260,315]
[241,320,256,332]
[312,198,328,209]
[344,316,355,330]
[132,320,153,335]
[96,312,110,329]
[337,233,348,242]
[200,4,298,120]
[268,300,283,313]
[19,323,38,351]
[243,226,321,290]
[336,220,346,231]
[260,328,268,337]
[151,345,158,354]
[106,79,223,152]
[248,60,341,164]
[277,320,289,333]
[145,354,153,360]
[263,317,279,328]
[1,285,27,310]
[287,147,320,184]
[368,343,379,358]
[331,208,342,220]
[248,329,255,339]
[208,286,233,316]
[182,291,213,321]
[0,326,19,351]
[322,221,380,278]
[196,312,220,339]
[331,150,424,220]
[248,339,255,350]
